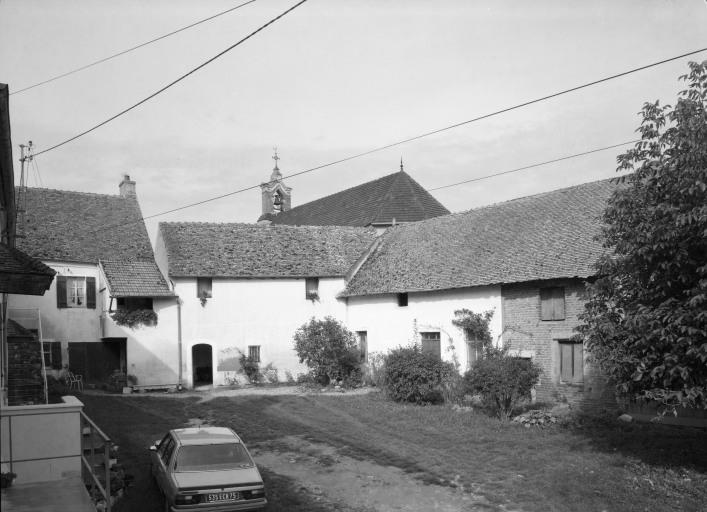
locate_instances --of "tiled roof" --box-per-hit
[7,318,34,338]
[159,222,377,278]
[342,178,618,296]
[100,260,174,297]
[15,187,153,263]
[263,171,450,226]
[0,243,55,295]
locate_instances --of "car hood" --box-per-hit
[172,467,263,490]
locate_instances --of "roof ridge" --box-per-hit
[21,186,125,199]
[160,221,375,232]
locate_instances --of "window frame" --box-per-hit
[397,292,408,307]
[248,345,261,363]
[305,277,319,300]
[420,331,441,359]
[197,277,213,299]
[357,331,368,362]
[42,341,62,370]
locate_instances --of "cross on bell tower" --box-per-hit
[259,148,292,220]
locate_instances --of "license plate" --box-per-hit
[207,491,242,502]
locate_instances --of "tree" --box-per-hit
[577,61,707,410]
[293,316,361,385]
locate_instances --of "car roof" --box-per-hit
[171,427,242,446]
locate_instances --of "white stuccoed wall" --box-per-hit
[345,286,502,372]
[174,276,347,387]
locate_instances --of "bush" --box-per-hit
[261,363,279,384]
[463,356,542,420]
[383,346,457,404]
[293,316,361,386]
[362,352,386,387]
[238,351,261,384]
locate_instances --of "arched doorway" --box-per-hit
[192,344,213,386]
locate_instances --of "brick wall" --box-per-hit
[7,335,45,405]
[501,278,616,413]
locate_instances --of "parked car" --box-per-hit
[150,426,267,511]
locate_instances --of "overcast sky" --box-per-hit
[2,0,706,243]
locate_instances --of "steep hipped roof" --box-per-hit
[15,187,154,264]
[100,260,174,298]
[159,222,377,278]
[262,171,450,226]
[0,243,56,295]
[342,178,617,296]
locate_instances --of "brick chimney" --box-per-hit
[119,174,136,198]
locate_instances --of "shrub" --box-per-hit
[383,346,457,404]
[261,363,279,384]
[463,356,542,420]
[293,316,361,386]
[238,351,261,384]
[362,352,386,387]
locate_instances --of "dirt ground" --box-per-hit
[182,386,498,511]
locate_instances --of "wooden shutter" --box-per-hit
[573,342,583,383]
[560,343,573,381]
[357,331,368,362]
[56,276,68,308]
[86,277,96,309]
[541,287,565,320]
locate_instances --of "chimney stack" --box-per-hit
[119,174,136,198]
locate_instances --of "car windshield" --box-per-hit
[174,443,253,472]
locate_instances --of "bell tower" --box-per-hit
[260,148,292,217]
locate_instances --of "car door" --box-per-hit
[153,434,175,495]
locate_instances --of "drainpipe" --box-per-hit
[176,296,183,390]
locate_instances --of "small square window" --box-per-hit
[540,287,565,321]
[197,277,212,299]
[305,277,319,300]
[397,292,408,307]
[420,332,441,359]
[248,345,261,363]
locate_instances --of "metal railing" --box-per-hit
[80,411,112,512]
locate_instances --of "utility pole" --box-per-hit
[16,141,32,238]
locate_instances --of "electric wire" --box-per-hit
[427,140,639,192]
[10,0,258,96]
[34,46,707,160]
[32,0,309,158]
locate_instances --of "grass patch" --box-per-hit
[81,393,707,512]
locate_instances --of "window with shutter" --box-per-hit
[420,332,441,359]
[540,287,565,320]
[559,340,583,383]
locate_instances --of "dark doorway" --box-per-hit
[68,339,126,384]
[192,343,213,386]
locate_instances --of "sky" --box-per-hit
[1,0,706,243]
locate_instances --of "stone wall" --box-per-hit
[501,278,616,413]
[7,335,45,406]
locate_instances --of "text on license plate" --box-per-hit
[207,491,242,502]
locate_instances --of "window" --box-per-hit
[464,328,482,368]
[357,331,368,362]
[116,297,153,311]
[42,341,62,370]
[420,332,441,359]
[397,292,408,307]
[197,277,212,298]
[305,277,319,300]
[56,275,96,309]
[559,340,583,383]
[248,345,261,363]
[540,287,565,321]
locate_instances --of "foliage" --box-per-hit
[362,351,387,387]
[238,350,261,384]
[0,472,17,488]
[293,316,361,385]
[47,375,69,403]
[463,355,542,420]
[110,308,158,329]
[261,363,279,384]
[383,345,457,404]
[451,309,501,357]
[576,61,707,410]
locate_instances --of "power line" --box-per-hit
[427,140,640,192]
[95,138,640,237]
[10,0,258,96]
[35,46,707,160]
[33,0,309,158]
